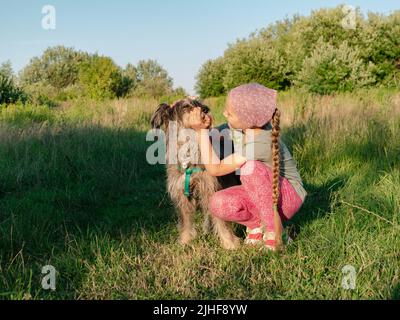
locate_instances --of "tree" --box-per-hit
[295,39,375,94]
[195,57,226,98]
[172,87,187,97]
[20,46,88,89]
[123,63,138,94]
[222,37,290,92]
[0,61,26,104]
[195,5,399,96]
[360,11,400,86]
[133,60,173,97]
[78,55,130,100]
[0,61,13,80]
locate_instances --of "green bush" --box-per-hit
[295,39,375,94]
[77,58,172,100]
[132,60,174,98]
[20,46,89,90]
[275,6,364,76]
[122,63,138,94]
[78,55,131,100]
[195,57,227,98]
[0,62,27,105]
[360,11,400,86]
[158,87,188,104]
[18,46,91,105]
[16,47,178,102]
[195,5,400,97]
[223,37,290,91]
[22,82,60,107]
[0,75,26,105]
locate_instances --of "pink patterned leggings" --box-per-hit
[209,160,303,232]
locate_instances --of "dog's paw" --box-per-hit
[179,229,197,245]
[221,235,241,250]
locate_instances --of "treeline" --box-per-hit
[195,6,400,97]
[0,46,185,106]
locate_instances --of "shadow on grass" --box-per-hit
[0,124,177,298]
[1,115,397,298]
[285,176,347,237]
[280,116,399,239]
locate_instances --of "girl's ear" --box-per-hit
[150,103,171,129]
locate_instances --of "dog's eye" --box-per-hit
[201,107,209,114]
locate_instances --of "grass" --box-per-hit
[0,89,399,299]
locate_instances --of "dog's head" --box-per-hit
[150,98,211,130]
[150,98,212,169]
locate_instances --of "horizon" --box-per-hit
[1,0,399,94]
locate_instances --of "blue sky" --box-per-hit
[0,0,398,94]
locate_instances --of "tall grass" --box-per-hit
[0,90,399,299]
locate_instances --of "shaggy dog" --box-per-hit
[150,98,240,249]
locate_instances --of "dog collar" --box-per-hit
[177,166,204,197]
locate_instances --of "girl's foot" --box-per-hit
[260,229,293,252]
[244,226,263,246]
[262,231,279,251]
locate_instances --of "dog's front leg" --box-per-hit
[177,198,197,245]
[202,213,213,234]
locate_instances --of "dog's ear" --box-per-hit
[150,103,171,129]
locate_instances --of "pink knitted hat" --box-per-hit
[227,83,277,128]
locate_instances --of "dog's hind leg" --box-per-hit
[211,216,241,250]
[198,190,240,250]
[202,212,213,234]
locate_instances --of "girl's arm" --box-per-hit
[196,129,247,177]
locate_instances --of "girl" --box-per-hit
[188,83,307,251]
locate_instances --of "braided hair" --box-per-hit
[271,108,281,208]
[271,108,283,248]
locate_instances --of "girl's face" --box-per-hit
[223,100,247,129]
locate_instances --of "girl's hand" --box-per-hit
[188,107,212,131]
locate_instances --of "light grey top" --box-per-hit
[227,122,307,202]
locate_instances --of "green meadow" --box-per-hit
[0,89,399,299]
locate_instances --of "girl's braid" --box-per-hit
[271,108,281,208]
[271,108,283,248]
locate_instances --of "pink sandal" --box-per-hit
[262,232,279,251]
[261,230,293,252]
[244,227,263,246]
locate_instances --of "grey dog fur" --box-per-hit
[150,99,240,249]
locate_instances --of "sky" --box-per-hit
[0,0,399,94]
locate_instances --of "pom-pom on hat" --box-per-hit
[227,83,277,128]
